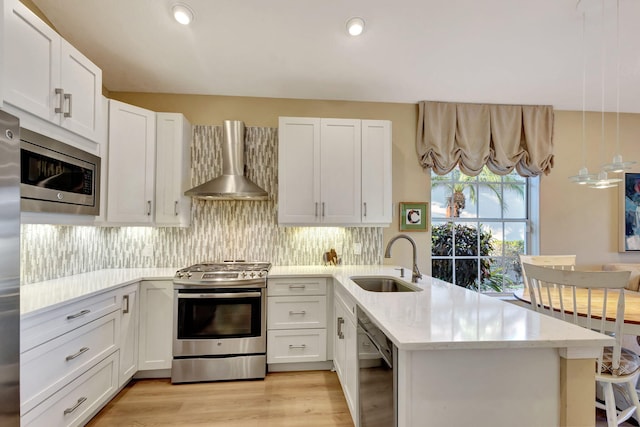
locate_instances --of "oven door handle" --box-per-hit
[178,292,261,299]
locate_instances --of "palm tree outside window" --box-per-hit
[431,166,529,293]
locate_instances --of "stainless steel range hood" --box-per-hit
[185,120,268,200]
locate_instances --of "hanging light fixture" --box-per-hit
[588,0,621,189]
[602,0,636,173]
[569,9,598,185]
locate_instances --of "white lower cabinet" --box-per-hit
[19,285,134,427]
[21,310,119,415]
[118,284,139,386]
[267,278,328,365]
[333,285,358,426]
[21,351,119,427]
[137,280,173,371]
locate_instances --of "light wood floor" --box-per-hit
[86,370,354,427]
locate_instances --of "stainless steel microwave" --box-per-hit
[20,128,101,215]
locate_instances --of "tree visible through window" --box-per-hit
[430,166,528,293]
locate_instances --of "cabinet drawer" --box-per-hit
[267,277,327,296]
[21,351,119,427]
[21,311,119,415]
[267,329,327,363]
[267,296,326,329]
[21,290,119,352]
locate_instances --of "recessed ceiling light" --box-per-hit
[172,4,194,25]
[346,17,365,36]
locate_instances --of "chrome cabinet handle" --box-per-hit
[64,93,72,118]
[288,284,306,289]
[289,310,306,315]
[174,201,179,216]
[123,295,130,314]
[289,344,307,349]
[147,200,152,216]
[55,88,64,113]
[66,309,90,320]
[337,317,345,339]
[364,202,367,217]
[65,347,90,361]
[63,397,87,415]
[322,202,325,217]
[315,202,318,217]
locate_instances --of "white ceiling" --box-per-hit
[30,0,640,112]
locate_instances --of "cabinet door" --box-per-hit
[107,99,156,224]
[361,120,392,224]
[334,299,358,423]
[138,281,173,371]
[119,284,138,386]
[59,40,102,142]
[278,117,321,224]
[155,113,192,227]
[320,119,361,224]
[3,0,60,122]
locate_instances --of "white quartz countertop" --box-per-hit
[22,265,612,352]
[21,268,178,316]
[270,265,612,351]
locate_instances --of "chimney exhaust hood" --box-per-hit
[185,120,268,200]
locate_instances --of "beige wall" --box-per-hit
[542,110,640,268]
[110,92,432,272]
[111,92,640,272]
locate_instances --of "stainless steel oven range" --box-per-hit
[171,261,271,383]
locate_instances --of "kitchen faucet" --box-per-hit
[384,234,422,283]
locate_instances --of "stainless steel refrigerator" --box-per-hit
[0,109,20,425]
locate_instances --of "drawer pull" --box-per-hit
[288,285,306,289]
[65,347,90,361]
[123,295,130,314]
[66,309,90,320]
[289,310,306,315]
[289,344,307,349]
[337,317,345,339]
[63,397,87,415]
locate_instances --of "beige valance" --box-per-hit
[416,101,555,177]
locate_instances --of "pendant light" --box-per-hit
[588,0,621,189]
[602,0,636,173]
[569,9,598,185]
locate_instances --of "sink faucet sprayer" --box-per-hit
[384,234,422,283]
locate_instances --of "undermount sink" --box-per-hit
[350,276,421,292]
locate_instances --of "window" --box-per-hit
[430,166,530,293]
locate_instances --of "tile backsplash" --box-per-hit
[20,125,383,284]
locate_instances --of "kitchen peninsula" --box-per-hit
[20,265,609,427]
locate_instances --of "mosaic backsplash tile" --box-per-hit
[20,125,383,284]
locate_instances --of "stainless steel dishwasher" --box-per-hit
[357,306,397,427]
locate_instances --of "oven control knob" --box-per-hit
[250,272,255,278]
[258,271,265,277]
[241,272,247,278]
[187,272,192,278]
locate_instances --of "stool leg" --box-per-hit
[602,382,618,427]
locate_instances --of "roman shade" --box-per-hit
[416,101,555,177]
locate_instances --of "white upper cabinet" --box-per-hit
[155,113,192,227]
[278,117,321,224]
[320,119,361,224]
[278,116,391,226]
[107,100,156,225]
[105,101,192,227]
[3,0,102,143]
[361,120,392,224]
